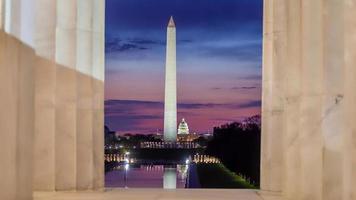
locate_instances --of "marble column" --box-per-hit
[0,0,4,29]
[0,30,35,200]
[299,1,324,199]
[322,1,345,199]
[92,0,105,189]
[33,0,56,191]
[1,1,36,199]
[283,0,302,199]
[262,0,356,199]
[76,0,94,190]
[343,1,356,199]
[55,0,78,190]
[32,0,105,191]
[1,0,105,196]
[261,0,287,192]
[6,0,21,38]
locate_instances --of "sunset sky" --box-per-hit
[105,0,263,134]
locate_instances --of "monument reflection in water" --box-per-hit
[105,164,189,189]
[163,167,177,189]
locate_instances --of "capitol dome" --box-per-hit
[177,118,189,135]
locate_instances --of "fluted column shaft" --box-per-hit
[343,1,356,199]
[262,1,356,200]
[261,0,287,192]
[1,0,105,197]
[0,30,35,200]
[33,0,56,191]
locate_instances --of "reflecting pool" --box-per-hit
[105,164,189,188]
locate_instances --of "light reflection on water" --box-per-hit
[105,164,188,188]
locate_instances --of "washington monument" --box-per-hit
[164,16,177,142]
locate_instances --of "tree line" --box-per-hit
[205,115,261,186]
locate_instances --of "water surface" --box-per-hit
[105,164,189,188]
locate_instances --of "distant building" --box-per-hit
[150,118,199,143]
[177,118,189,135]
[114,132,121,139]
[177,118,199,142]
[202,133,213,139]
[154,132,163,140]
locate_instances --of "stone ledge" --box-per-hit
[34,189,282,200]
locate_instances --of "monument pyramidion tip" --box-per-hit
[168,16,175,27]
